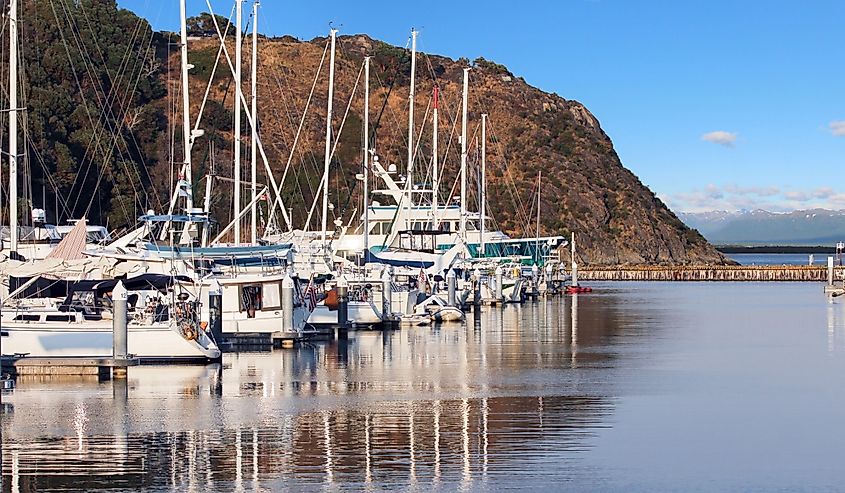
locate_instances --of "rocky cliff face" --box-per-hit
[179,33,726,265]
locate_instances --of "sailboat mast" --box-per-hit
[431,86,439,228]
[481,113,487,256]
[536,170,542,264]
[202,143,214,247]
[363,56,371,253]
[9,0,18,252]
[459,67,469,240]
[233,0,243,244]
[405,29,417,230]
[250,0,259,243]
[321,29,338,246]
[178,0,193,216]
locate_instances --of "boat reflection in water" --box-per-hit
[1,294,635,491]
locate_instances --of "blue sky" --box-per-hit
[118,0,845,213]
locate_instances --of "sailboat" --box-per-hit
[1,273,220,361]
[313,32,566,272]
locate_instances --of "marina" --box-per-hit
[0,0,842,490]
[5,282,845,491]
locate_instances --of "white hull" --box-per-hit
[308,301,383,327]
[1,322,220,360]
[430,306,464,322]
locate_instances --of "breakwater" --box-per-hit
[579,265,845,281]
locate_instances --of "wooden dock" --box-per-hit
[0,356,139,378]
[578,265,845,282]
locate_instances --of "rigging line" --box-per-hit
[167,34,176,217]
[304,59,365,232]
[98,28,157,217]
[188,4,237,218]
[267,66,319,208]
[265,60,322,230]
[272,62,324,207]
[104,32,165,212]
[327,37,359,221]
[79,23,154,220]
[52,0,148,218]
[49,0,117,215]
[411,95,432,187]
[164,3,239,218]
[435,103,463,210]
[201,1,292,231]
[62,0,146,189]
[126,41,165,211]
[465,73,530,231]
[24,136,73,220]
[420,50,462,176]
[369,58,404,160]
[465,71,532,232]
[273,39,329,224]
[487,117,532,232]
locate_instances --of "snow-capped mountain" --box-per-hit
[678,209,845,245]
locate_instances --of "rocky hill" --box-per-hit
[7,1,727,265]
[174,30,726,265]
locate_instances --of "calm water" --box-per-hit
[3,282,845,491]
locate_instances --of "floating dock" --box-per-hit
[0,356,139,378]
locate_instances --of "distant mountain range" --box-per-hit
[678,209,845,246]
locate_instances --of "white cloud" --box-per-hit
[701,130,737,147]
[830,121,845,136]
[723,184,780,197]
[665,184,845,213]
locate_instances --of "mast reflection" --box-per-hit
[2,295,634,491]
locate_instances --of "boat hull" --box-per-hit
[430,306,465,323]
[1,323,220,361]
[308,302,383,327]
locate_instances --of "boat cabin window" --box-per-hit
[241,285,262,318]
[262,282,281,310]
[60,290,104,320]
[13,314,40,322]
[46,314,75,322]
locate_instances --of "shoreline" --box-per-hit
[580,265,843,281]
[716,245,835,254]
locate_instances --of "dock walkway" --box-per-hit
[579,265,845,282]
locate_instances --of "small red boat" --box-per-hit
[565,285,593,294]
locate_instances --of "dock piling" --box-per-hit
[112,281,129,378]
[495,266,503,302]
[337,276,349,339]
[383,267,394,319]
[447,269,456,307]
[282,274,294,333]
[208,279,223,343]
[473,268,481,307]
